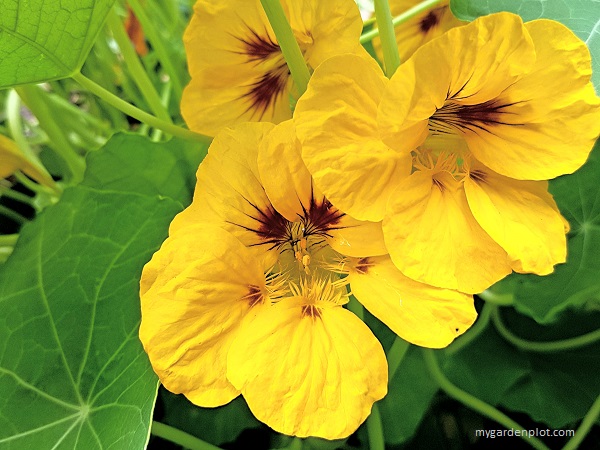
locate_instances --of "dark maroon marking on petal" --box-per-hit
[301,304,322,319]
[419,10,440,33]
[355,257,372,274]
[432,177,446,192]
[243,285,264,307]
[429,99,523,135]
[232,24,280,63]
[469,169,487,183]
[239,64,289,120]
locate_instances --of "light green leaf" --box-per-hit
[0,133,204,448]
[0,0,116,88]
[450,0,600,93]
[492,140,600,323]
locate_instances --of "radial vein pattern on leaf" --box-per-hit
[0,0,116,87]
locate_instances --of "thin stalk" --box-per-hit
[71,72,211,144]
[14,171,60,197]
[107,8,173,124]
[491,306,600,353]
[446,302,493,355]
[151,421,222,450]
[366,404,385,450]
[422,349,550,450]
[15,86,85,184]
[6,90,58,190]
[360,0,442,44]
[373,0,401,76]
[562,395,600,450]
[0,185,35,206]
[0,205,28,225]
[0,234,19,246]
[259,0,311,96]
[478,289,514,306]
[387,337,410,380]
[127,0,184,101]
[151,81,172,142]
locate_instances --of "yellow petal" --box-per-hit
[467,19,600,180]
[171,122,281,266]
[378,12,535,154]
[373,1,466,64]
[258,120,388,257]
[0,134,54,187]
[464,166,566,274]
[349,256,476,348]
[181,0,365,136]
[139,225,268,407]
[295,54,411,221]
[227,296,387,439]
[383,171,511,294]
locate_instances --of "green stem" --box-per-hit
[360,0,442,44]
[14,171,60,197]
[446,302,493,355]
[347,295,365,320]
[562,395,600,450]
[0,185,35,205]
[15,86,85,184]
[366,404,385,450]
[151,421,222,450]
[127,0,184,102]
[0,234,19,246]
[107,8,173,124]
[259,0,311,96]
[5,90,54,183]
[478,289,514,306]
[387,337,410,380]
[44,89,112,132]
[422,349,550,450]
[373,0,401,76]
[71,72,211,144]
[491,306,600,353]
[151,81,172,142]
[287,437,303,450]
[0,205,28,225]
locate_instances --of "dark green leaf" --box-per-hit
[0,133,203,448]
[444,308,600,428]
[0,0,116,87]
[379,346,439,445]
[492,141,600,323]
[450,0,600,93]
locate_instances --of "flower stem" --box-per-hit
[478,289,514,306]
[15,85,85,184]
[445,302,493,355]
[491,306,600,353]
[0,234,19,247]
[151,421,222,450]
[71,72,211,144]
[127,0,184,102]
[562,394,600,450]
[387,337,410,379]
[259,0,311,96]
[361,0,442,44]
[0,205,28,225]
[107,8,173,124]
[373,0,401,77]
[0,185,35,206]
[366,404,385,450]
[421,348,550,450]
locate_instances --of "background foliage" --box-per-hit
[0,0,598,449]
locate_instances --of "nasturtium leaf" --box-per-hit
[379,346,439,445]
[490,140,600,323]
[450,0,600,93]
[0,133,205,448]
[0,0,116,88]
[160,391,262,447]
[444,308,600,428]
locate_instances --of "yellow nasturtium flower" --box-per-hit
[295,13,600,294]
[372,0,465,61]
[181,0,365,136]
[0,134,54,187]
[140,121,477,438]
